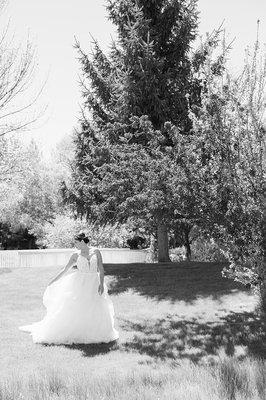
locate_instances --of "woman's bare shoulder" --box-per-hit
[69,252,79,261]
[89,248,101,258]
[92,247,101,254]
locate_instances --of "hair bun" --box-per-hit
[74,232,90,244]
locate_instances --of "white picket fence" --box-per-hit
[0,248,149,268]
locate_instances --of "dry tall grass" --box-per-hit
[0,358,265,400]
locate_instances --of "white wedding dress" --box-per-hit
[19,251,119,344]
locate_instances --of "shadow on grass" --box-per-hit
[0,268,11,275]
[42,340,119,357]
[122,311,266,364]
[105,262,248,303]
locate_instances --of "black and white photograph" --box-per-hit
[0,0,265,399]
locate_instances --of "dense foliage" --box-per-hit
[36,212,145,249]
[63,0,199,261]
[0,139,62,248]
[184,35,266,310]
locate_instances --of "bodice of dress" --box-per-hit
[76,251,98,273]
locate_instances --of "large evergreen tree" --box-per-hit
[64,0,199,261]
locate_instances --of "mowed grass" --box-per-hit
[0,262,265,399]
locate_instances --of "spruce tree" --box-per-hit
[64,0,199,261]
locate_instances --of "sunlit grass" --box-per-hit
[0,263,265,399]
[0,358,265,400]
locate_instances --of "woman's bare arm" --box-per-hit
[48,253,78,286]
[95,250,105,295]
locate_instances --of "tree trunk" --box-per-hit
[157,222,170,262]
[184,229,191,261]
[260,184,266,316]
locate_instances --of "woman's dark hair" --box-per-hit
[74,232,90,244]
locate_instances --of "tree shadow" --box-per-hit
[105,262,248,303]
[42,340,119,357]
[121,311,266,364]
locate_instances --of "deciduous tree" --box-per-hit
[187,30,266,313]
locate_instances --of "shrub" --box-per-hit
[191,237,228,262]
[34,213,133,248]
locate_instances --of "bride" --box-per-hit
[19,233,119,344]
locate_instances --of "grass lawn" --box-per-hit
[0,262,265,399]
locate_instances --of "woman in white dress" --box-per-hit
[19,233,119,344]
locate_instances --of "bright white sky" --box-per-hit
[3,0,266,158]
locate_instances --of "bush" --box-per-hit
[191,237,228,262]
[33,213,133,248]
[169,247,186,262]
[126,235,147,249]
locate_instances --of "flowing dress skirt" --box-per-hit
[19,270,119,344]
